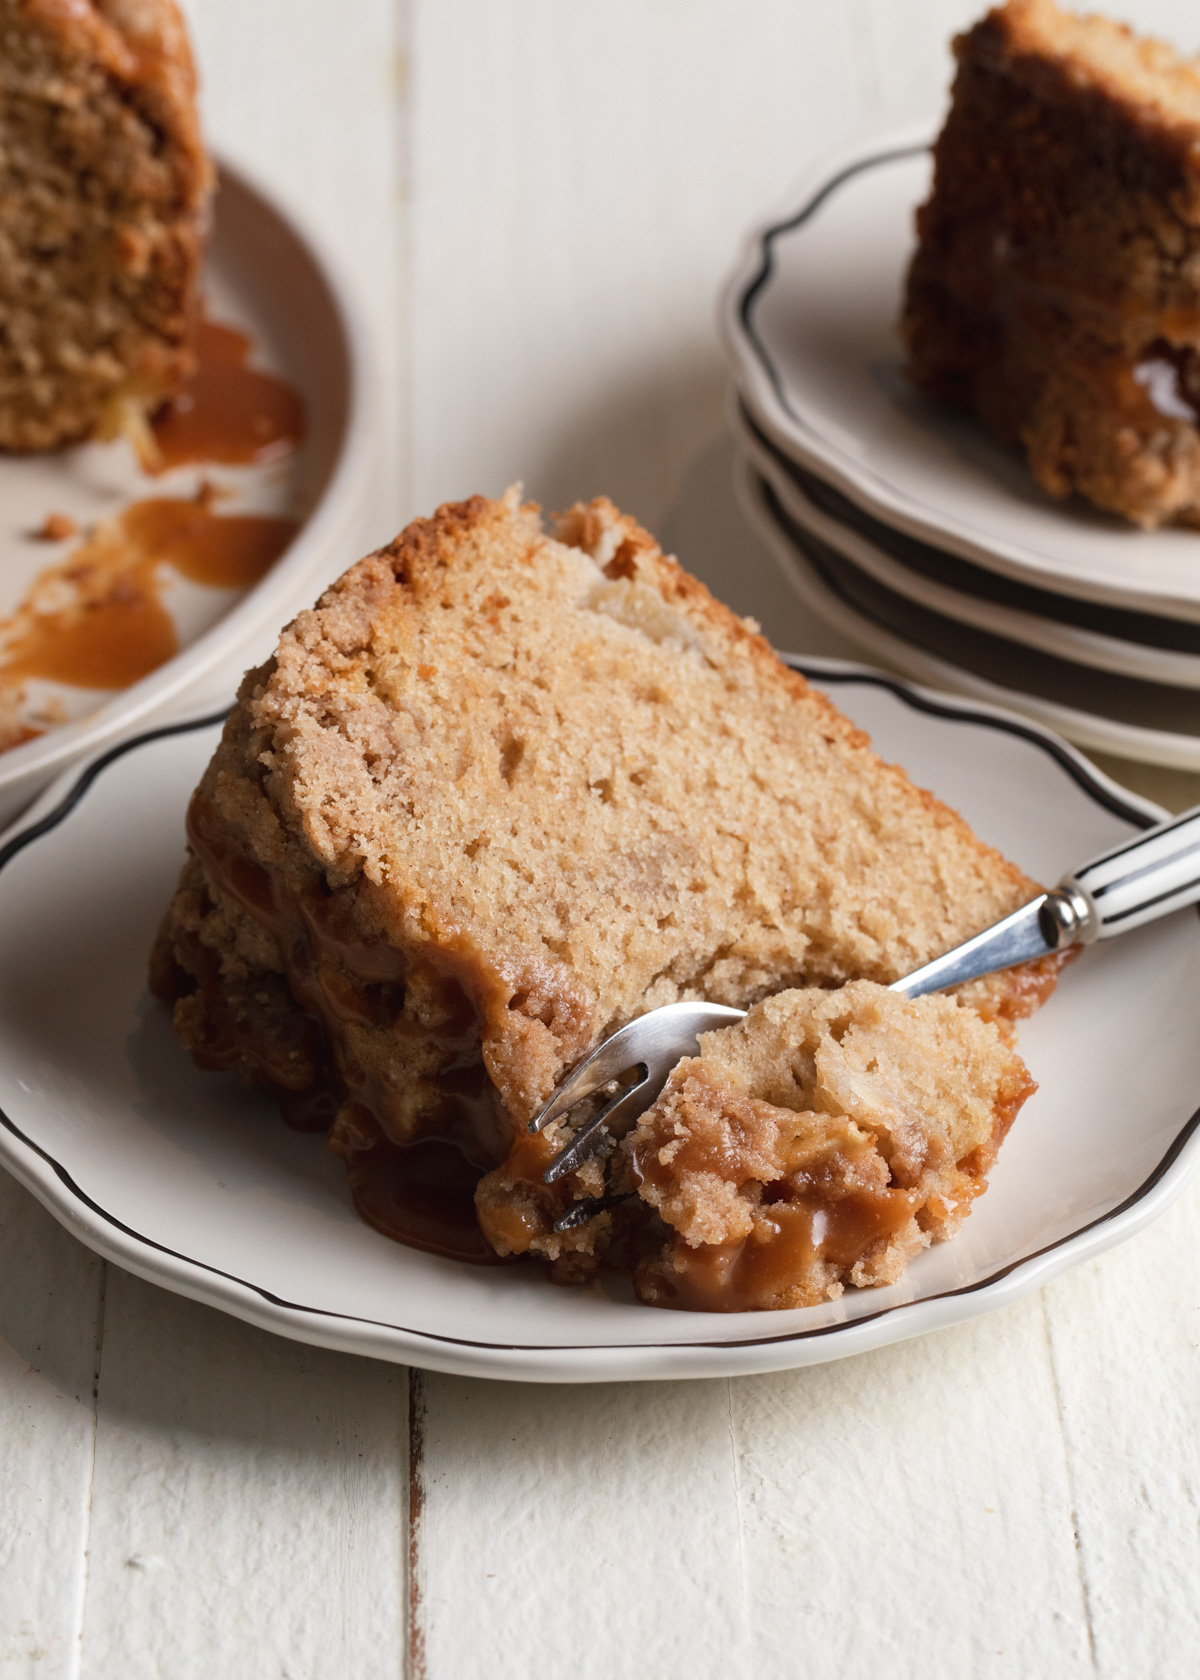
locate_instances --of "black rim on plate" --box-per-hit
[1,695,1196,1359]
[756,474,1200,741]
[735,142,928,481]
[740,401,1200,658]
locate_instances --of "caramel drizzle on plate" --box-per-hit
[0,494,298,749]
[148,320,305,472]
[1,320,305,754]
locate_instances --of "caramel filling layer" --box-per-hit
[629,1112,919,1313]
[185,797,511,1264]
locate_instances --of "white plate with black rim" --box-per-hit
[722,122,1200,623]
[734,398,1200,690]
[739,455,1200,775]
[1,683,1198,1383]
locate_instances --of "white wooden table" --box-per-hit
[6,3,1200,1675]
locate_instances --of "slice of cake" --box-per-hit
[621,983,1034,1312]
[902,0,1200,528]
[150,489,1060,1306]
[0,0,211,451]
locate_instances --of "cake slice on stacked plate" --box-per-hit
[723,0,1200,774]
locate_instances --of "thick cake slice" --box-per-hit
[151,489,1059,1303]
[621,983,1034,1312]
[0,0,211,451]
[902,0,1200,528]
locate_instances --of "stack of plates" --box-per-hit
[722,122,1200,772]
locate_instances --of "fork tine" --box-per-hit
[526,1016,651,1133]
[553,1197,606,1231]
[553,1191,632,1233]
[542,1075,653,1182]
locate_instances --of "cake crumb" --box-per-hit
[31,513,78,542]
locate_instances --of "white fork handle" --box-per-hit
[891,800,1200,1000]
[1066,803,1200,940]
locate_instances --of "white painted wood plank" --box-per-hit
[412,1372,749,1680]
[0,1173,104,1680]
[178,0,408,553]
[76,1269,408,1680]
[731,1298,1094,1678]
[1042,1177,1200,1679]
[408,0,867,532]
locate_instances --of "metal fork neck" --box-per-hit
[1039,882,1098,950]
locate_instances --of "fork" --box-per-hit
[530,800,1200,1227]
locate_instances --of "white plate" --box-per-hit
[0,158,375,831]
[2,685,1199,1383]
[735,401,1200,690]
[722,124,1200,623]
[738,454,1200,773]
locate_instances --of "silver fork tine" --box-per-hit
[533,1002,746,1184]
[542,1073,653,1182]
[527,1016,655,1134]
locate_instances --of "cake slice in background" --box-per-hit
[902,0,1200,529]
[0,0,211,452]
[151,489,1061,1307]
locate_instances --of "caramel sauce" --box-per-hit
[0,496,298,736]
[185,797,514,1265]
[630,1118,918,1313]
[149,320,305,472]
[639,1184,917,1313]
[343,1118,507,1266]
[472,1127,568,1257]
[1,316,305,753]
[118,497,300,590]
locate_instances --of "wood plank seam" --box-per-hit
[67,1261,107,1680]
[407,1368,426,1680]
[1039,1292,1100,1673]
